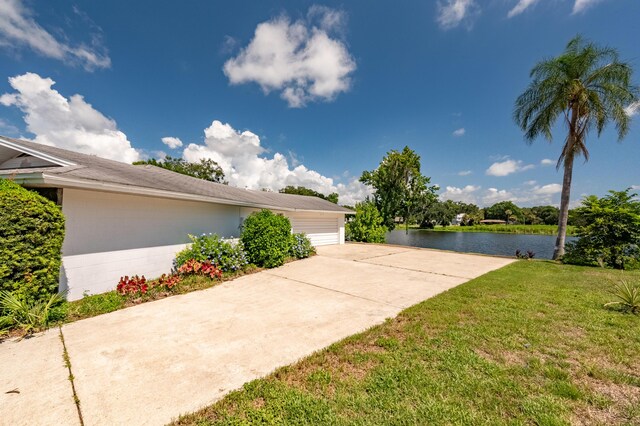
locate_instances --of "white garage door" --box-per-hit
[290,216,339,246]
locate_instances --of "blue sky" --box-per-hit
[0,0,638,206]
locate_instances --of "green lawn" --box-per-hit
[173,261,640,425]
[409,224,577,236]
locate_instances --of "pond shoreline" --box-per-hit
[405,224,576,237]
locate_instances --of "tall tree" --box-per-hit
[514,36,638,259]
[360,146,438,232]
[279,185,339,204]
[134,157,226,183]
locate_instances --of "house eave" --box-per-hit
[0,137,76,167]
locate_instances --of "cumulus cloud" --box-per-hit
[161,137,183,149]
[182,120,369,205]
[440,185,481,203]
[507,0,540,18]
[524,180,537,186]
[483,187,513,204]
[532,183,562,195]
[223,6,356,108]
[437,0,479,29]
[458,170,472,176]
[0,0,110,70]
[625,101,640,117]
[452,127,465,137]
[0,72,139,162]
[572,0,605,14]
[540,158,555,166]
[485,158,534,176]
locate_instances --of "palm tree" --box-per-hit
[514,36,638,260]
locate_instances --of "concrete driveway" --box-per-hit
[0,244,514,425]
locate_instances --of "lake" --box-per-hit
[386,229,575,259]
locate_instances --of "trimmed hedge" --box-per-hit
[0,179,65,303]
[241,210,292,268]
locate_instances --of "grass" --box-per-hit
[173,261,640,425]
[409,224,577,236]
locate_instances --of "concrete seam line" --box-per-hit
[59,327,85,426]
[263,272,403,309]
[355,250,413,261]
[353,259,472,280]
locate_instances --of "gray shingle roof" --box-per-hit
[0,137,352,213]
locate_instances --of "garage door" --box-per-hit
[290,216,339,246]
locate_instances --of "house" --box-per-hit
[0,136,352,300]
[451,213,466,226]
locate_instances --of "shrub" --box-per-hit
[178,259,223,279]
[604,280,640,314]
[346,201,387,243]
[0,179,65,303]
[0,290,65,334]
[241,210,292,268]
[117,275,148,296]
[175,233,248,272]
[290,233,315,259]
[563,189,640,269]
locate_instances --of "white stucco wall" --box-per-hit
[60,189,241,300]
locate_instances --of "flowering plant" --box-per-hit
[178,259,223,279]
[117,275,148,295]
[175,234,248,272]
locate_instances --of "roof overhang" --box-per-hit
[0,137,76,167]
[2,171,349,215]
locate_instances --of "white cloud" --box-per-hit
[485,158,535,176]
[507,0,540,18]
[440,185,481,204]
[483,188,513,204]
[182,120,369,205]
[625,101,640,117]
[437,0,479,29]
[223,7,356,108]
[161,137,183,149]
[572,0,604,14]
[524,180,537,186]
[452,127,465,137]
[0,72,139,163]
[0,0,110,70]
[532,183,562,195]
[0,117,18,134]
[458,170,472,176]
[540,158,555,166]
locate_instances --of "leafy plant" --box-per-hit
[241,210,292,268]
[0,290,65,334]
[604,280,640,314]
[290,233,315,259]
[177,259,223,279]
[175,234,248,272]
[563,189,640,269]
[515,250,536,260]
[346,201,387,243]
[0,179,65,304]
[117,275,148,296]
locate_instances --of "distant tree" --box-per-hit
[485,201,523,223]
[279,186,339,204]
[531,206,560,226]
[346,201,387,243]
[563,189,640,269]
[134,156,225,183]
[514,35,638,259]
[360,146,438,232]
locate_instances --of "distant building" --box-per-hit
[451,213,466,226]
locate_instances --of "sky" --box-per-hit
[0,0,638,207]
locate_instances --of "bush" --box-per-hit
[241,210,292,268]
[290,233,315,259]
[175,233,248,272]
[0,179,65,303]
[346,201,387,243]
[563,189,640,269]
[0,290,65,334]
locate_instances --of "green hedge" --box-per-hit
[0,179,65,303]
[241,210,292,268]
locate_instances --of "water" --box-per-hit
[386,229,576,259]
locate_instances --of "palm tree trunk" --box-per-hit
[553,154,574,260]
